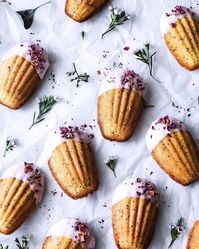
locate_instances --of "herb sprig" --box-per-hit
[0,235,30,249]
[104,156,118,177]
[3,137,16,157]
[168,217,185,248]
[17,1,51,29]
[29,96,58,129]
[15,235,30,249]
[134,43,160,83]
[67,63,90,87]
[0,245,9,249]
[102,6,130,38]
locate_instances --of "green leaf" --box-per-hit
[168,217,184,248]
[17,1,50,29]
[81,31,85,40]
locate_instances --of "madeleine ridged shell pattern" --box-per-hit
[48,140,99,199]
[98,88,144,142]
[65,0,107,22]
[165,15,199,71]
[0,178,36,234]
[152,130,199,185]
[0,55,41,109]
[112,197,159,249]
[42,236,84,249]
[186,221,199,249]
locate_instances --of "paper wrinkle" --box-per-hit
[0,0,198,248]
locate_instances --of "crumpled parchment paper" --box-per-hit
[0,0,198,248]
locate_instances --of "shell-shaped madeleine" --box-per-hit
[42,218,95,249]
[152,130,199,185]
[65,0,108,22]
[187,221,199,249]
[0,162,44,234]
[112,198,159,249]
[112,178,159,249]
[146,116,199,185]
[97,69,145,142]
[49,139,99,199]
[0,178,36,234]
[0,43,49,109]
[98,89,144,142]
[161,6,199,71]
[0,56,40,109]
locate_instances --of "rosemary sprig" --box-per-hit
[29,96,58,129]
[3,137,16,157]
[168,217,185,248]
[104,156,118,177]
[67,63,90,87]
[15,235,30,249]
[102,6,130,38]
[134,43,161,83]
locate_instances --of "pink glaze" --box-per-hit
[1,162,45,205]
[112,178,160,207]
[47,218,95,249]
[2,42,49,79]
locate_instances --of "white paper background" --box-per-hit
[0,0,198,248]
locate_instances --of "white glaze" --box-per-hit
[112,178,159,207]
[160,6,195,35]
[1,162,44,205]
[37,127,90,166]
[2,42,49,79]
[146,116,186,153]
[99,68,145,98]
[47,218,95,249]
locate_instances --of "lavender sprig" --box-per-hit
[29,96,58,129]
[3,137,16,157]
[67,63,90,87]
[104,156,118,177]
[15,235,30,249]
[102,6,130,38]
[134,43,161,83]
[168,217,185,248]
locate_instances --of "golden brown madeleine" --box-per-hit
[48,126,99,199]
[146,115,199,185]
[160,6,199,71]
[112,178,159,249]
[42,218,95,249]
[97,69,145,142]
[0,162,44,234]
[0,43,49,109]
[187,221,199,249]
[65,0,108,22]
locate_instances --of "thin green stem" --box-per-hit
[35,1,51,11]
